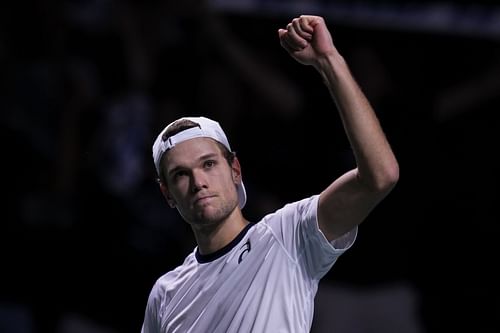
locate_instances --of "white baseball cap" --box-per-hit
[152,116,247,209]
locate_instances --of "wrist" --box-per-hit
[315,52,349,85]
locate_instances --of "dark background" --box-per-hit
[2,1,499,332]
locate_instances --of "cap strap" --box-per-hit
[162,126,205,151]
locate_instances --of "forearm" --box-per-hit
[316,52,399,191]
[279,14,399,239]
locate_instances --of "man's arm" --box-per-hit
[278,15,399,241]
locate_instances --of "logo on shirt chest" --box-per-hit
[238,239,251,264]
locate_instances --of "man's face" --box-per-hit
[161,137,240,226]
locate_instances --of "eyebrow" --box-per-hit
[166,152,220,178]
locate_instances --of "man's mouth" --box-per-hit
[194,195,215,205]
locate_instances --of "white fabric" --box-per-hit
[141,195,357,333]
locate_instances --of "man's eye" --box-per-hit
[204,160,216,168]
[174,170,188,179]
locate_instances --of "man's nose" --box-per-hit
[190,170,207,193]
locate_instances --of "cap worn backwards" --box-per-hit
[152,116,247,209]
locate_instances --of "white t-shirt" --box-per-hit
[141,194,357,333]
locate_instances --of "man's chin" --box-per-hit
[191,208,221,225]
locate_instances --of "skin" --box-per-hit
[278,15,399,240]
[159,14,399,255]
[159,138,248,255]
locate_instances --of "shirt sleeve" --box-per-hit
[303,195,357,279]
[263,194,357,281]
[141,279,163,333]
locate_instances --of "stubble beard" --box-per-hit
[181,197,239,228]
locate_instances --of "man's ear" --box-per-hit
[231,156,242,185]
[159,180,176,208]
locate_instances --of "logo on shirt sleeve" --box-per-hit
[238,239,251,264]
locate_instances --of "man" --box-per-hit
[141,15,399,332]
